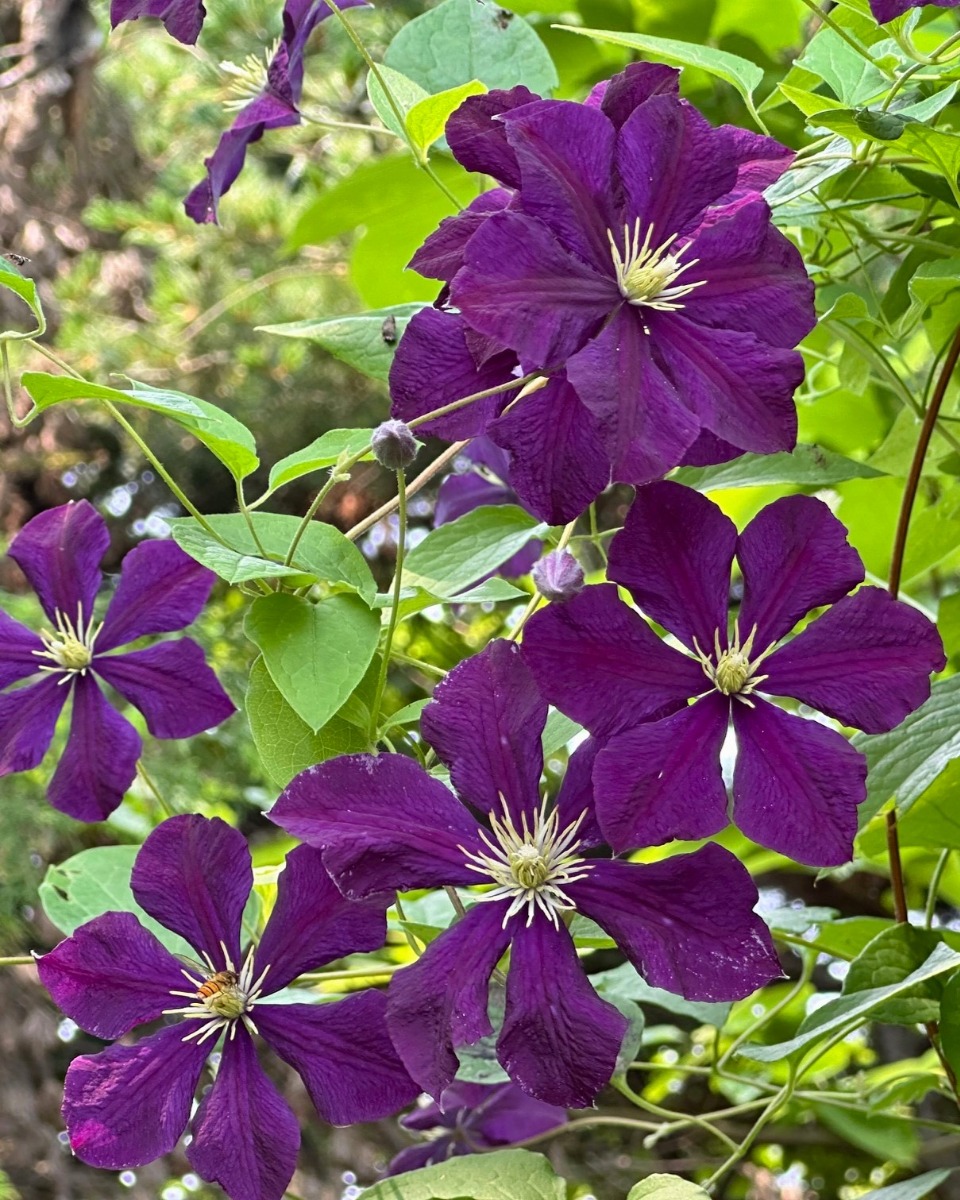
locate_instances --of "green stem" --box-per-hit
[345,439,467,542]
[235,479,268,558]
[703,1083,792,1193]
[798,0,893,75]
[613,1077,740,1155]
[283,469,345,567]
[0,956,33,967]
[386,651,447,678]
[0,339,32,428]
[406,372,543,431]
[296,963,401,984]
[717,951,815,1074]
[369,467,407,742]
[926,849,952,928]
[136,762,176,819]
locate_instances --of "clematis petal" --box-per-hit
[565,309,700,485]
[498,913,627,1107]
[678,428,743,467]
[94,638,235,738]
[569,846,781,1000]
[0,676,68,778]
[389,1141,452,1174]
[446,87,541,188]
[37,911,189,1040]
[593,693,730,852]
[187,1025,299,1200]
[422,640,545,824]
[725,127,795,194]
[762,587,946,734]
[387,901,512,1099]
[737,494,865,648]
[389,307,518,440]
[607,480,737,651]
[522,585,704,740]
[474,1082,567,1144]
[48,675,141,822]
[587,62,680,129]
[0,610,45,689]
[269,753,482,897]
[489,375,610,525]
[410,191,512,282]
[452,210,618,369]
[63,1025,209,1169]
[253,845,388,995]
[110,0,205,43]
[555,738,604,849]
[732,697,866,867]
[96,540,217,652]
[8,500,108,625]
[871,0,959,21]
[131,814,251,969]
[257,992,418,1124]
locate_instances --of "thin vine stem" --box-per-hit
[345,440,467,542]
[368,466,407,742]
[926,849,952,928]
[136,762,176,819]
[797,0,893,76]
[0,956,33,967]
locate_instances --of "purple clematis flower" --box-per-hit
[388,1081,567,1175]
[0,501,234,822]
[184,0,368,224]
[38,814,418,1200]
[110,0,206,44]
[269,640,781,1108]
[870,0,958,21]
[522,482,946,867]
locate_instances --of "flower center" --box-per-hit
[459,797,592,930]
[607,220,705,311]
[33,604,102,681]
[692,620,777,703]
[164,942,271,1045]
[219,38,281,110]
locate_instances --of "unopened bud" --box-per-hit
[372,420,420,470]
[532,550,584,603]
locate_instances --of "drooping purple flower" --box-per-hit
[522,482,946,868]
[870,0,958,21]
[38,815,417,1200]
[388,1082,567,1175]
[269,640,781,1108]
[184,0,369,224]
[110,0,206,44]
[0,502,234,822]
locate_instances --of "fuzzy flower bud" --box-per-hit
[532,551,584,603]
[372,420,420,470]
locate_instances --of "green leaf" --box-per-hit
[168,524,308,586]
[812,1104,918,1166]
[797,20,886,105]
[860,1171,955,1200]
[938,972,960,1080]
[384,0,559,96]
[258,304,426,384]
[842,925,945,1025]
[558,26,764,126]
[367,64,429,141]
[740,941,960,1062]
[267,429,376,493]
[814,917,895,961]
[627,1177,711,1200]
[245,592,380,732]
[406,80,488,158]
[246,657,371,787]
[854,677,960,827]
[908,259,960,313]
[358,1149,567,1200]
[0,255,44,338]
[381,697,430,732]
[542,709,583,758]
[593,963,731,1027]
[671,444,883,491]
[402,504,546,597]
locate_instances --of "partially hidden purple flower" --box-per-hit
[522,482,946,868]
[184,0,368,224]
[870,0,958,21]
[38,814,418,1200]
[110,0,206,44]
[269,640,781,1108]
[388,1082,567,1175]
[390,63,815,523]
[0,501,234,822]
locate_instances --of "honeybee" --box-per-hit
[196,970,239,1000]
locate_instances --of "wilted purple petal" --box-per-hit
[0,676,68,777]
[8,501,107,625]
[0,610,44,688]
[131,814,251,969]
[257,991,418,1124]
[269,753,481,897]
[587,62,679,129]
[732,698,866,867]
[446,87,540,188]
[499,913,627,1107]
[110,0,205,43]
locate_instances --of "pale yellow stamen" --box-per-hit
[608,220,705,311]
[164,942,271,1045]
[32,603,102,682]
[219,38,281,111]
[692,619,778,706]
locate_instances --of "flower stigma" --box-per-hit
[692,620,777,705]
[164,941,271,1044]
[608,221,705,311]
[33,604,102,681]
[459,797,592,930]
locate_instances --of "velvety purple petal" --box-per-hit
[651,315,801,454]
[8,500,107,625]
[737,494,865,648]
[0,609,45,688]
[608,480,736,651]
[681,197,815,349]
[269,753,482,897]
[131,814,251,968]
[732,698,866,867]
[389,307,518,440]
[188,1026,299,1200]
[436,463,513,527]
[499,914,627,1107]
[110,0,204,43]
[185,119,286,225]
[474,1082,567,1144]
[37,911,187,1040]
[489,375,610,525]
[48,675,141,822]
[387,902,512,1099]
[555,738,604,849]
[422,640,545,824]
[257,991,419,1124]
[446,87,541,188]
[762,587,945,735]
[63,1025,209,1168]
[521,585,705,739]
[0,676,67,777]
[593,694,730,852]
[565,310,699,485]
[452,210,618,369]
[725,127,795,194]
[96,540,216,652]
[678,428,742,467]
[587,62,680,130]
[871,0,958,21]
[254,845,388,995]
[389,1140,454,1174]
[410,191,512,281]
[94,638,235,738]
[502,101,618,273]
[617,96,736,235]
[569,845,781,1001]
